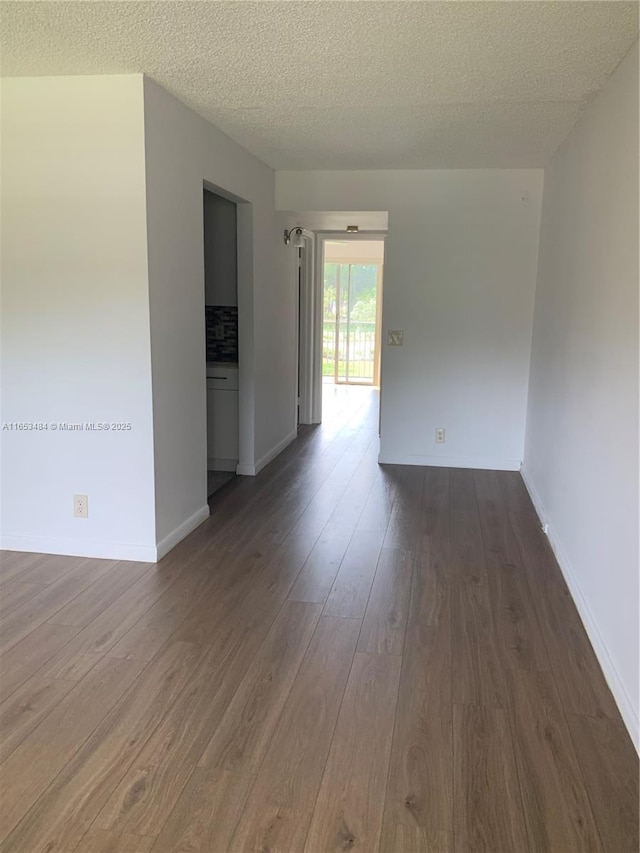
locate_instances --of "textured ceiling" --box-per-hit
[1,1,638,169]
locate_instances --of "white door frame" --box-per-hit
[310,231,387,425]
[297,233,315,425]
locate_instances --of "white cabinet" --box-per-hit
[206,366,238,471]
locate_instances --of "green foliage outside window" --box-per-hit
[323,263,380,380]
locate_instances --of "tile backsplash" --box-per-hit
[206,306,238,363]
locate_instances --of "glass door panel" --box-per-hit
[323,247,383,386]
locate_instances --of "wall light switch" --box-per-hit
[387,330,404,347]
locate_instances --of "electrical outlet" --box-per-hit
[387,330,404,347]
[435,428,446,444]
[74,494,88,518]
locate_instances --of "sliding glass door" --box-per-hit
[323,258,382,385]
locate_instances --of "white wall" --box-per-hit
[324,240,385,261]
[282,211,389,232]
[143,78,297,550]
[277,170,543,469]
[523,43,639,747]
[1,74,299,562]
[0,75,157,560]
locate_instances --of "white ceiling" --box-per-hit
[1,1,637,170]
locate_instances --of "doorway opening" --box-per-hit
[322,239,384,387]
[291,215,388,430]
[203,188,239,500]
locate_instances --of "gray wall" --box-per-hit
[204,190,237,306]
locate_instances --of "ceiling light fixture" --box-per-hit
[283,226,304,247]
[346,225,359,233]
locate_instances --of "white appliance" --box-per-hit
[206,365,239,471]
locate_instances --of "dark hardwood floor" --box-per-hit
[0,386,637,852]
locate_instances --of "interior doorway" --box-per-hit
[322,240,384,387]
[203,188,239,499]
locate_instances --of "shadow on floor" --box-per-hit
[207,470,236,500]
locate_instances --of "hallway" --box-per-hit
[0,387,637,852]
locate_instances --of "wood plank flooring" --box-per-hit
[0,385,637,852]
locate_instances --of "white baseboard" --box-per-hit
[377,452,521,471]
[236,428,298,476]
[207,458,238,472]
[155,504,210,561]
[1,504,211,564]
[521,466,639,753]
[235,463,256,476]
[0,534,158,563]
